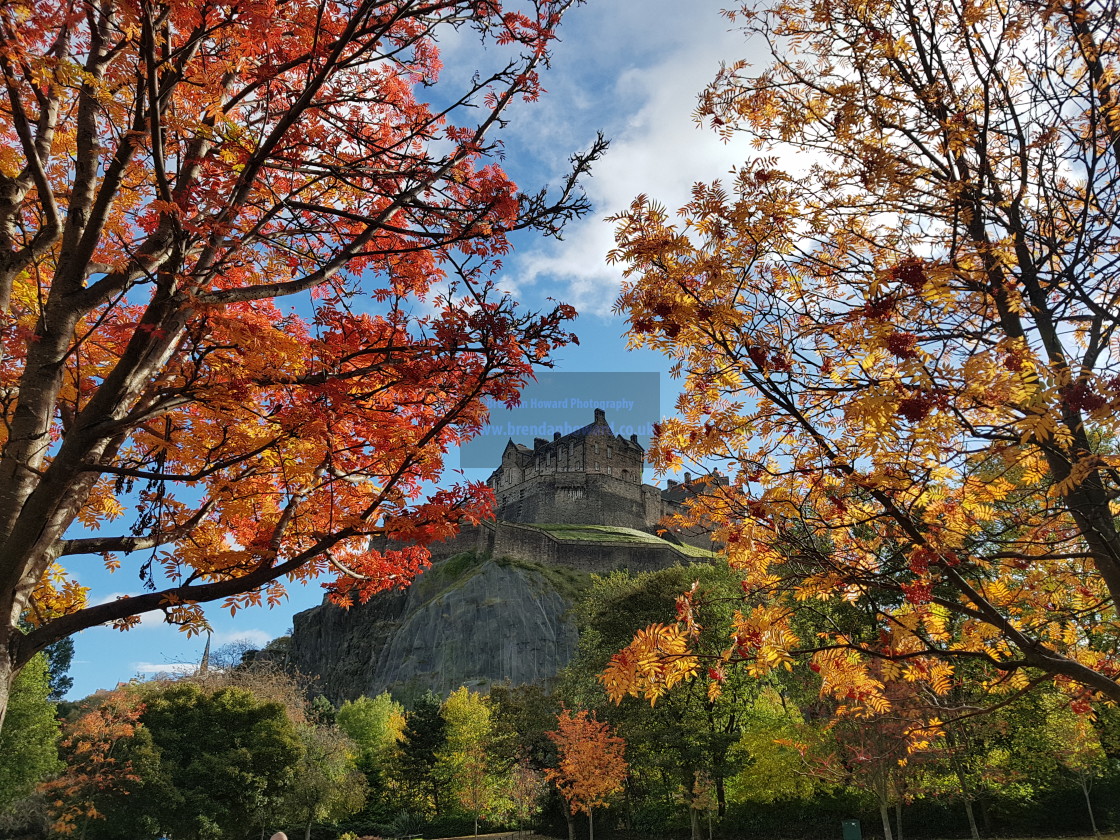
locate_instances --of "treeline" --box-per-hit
[4,561,1120,840]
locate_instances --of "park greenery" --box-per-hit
[3,562,1120,839]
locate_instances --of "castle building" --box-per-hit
[485,408,715,538]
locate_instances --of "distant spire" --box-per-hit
[199,630,212,674]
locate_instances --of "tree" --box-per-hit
[282,722,368,840]
[605,0,1120,712]
[0,0,606,729]
[337,691,406,775]
[0,654,60,811]
[336,691,406,822]
[41,687,158,839]
[563,565,757,832]
[1053,712,1107,835]
[436,687,506,835]
[395,689,447,815]
[44,637,74,702]
[508,761,548,838]
[545,708,628,840]
[138,682,305,840]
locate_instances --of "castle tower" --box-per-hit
[485,409,648,527]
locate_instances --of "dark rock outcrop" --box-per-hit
[291,554,586,703]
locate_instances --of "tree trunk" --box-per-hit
[690,807,701,840]
[589,808,594,840]
[979,798,992,836]
[895,800,902,840]
[879,800,894,840]
[304,816,312,840]
[565,807,575,840]
[947,745,980,840]
[0,651,11,734]
[474,814,479,837]
[963,797,980,840]
[1080,776,1099,835]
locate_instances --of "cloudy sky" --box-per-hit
[66,0,767,699]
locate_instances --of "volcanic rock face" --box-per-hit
[290,554,584,703]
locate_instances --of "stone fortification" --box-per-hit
[287,409,723,701]
[486,407,699,534]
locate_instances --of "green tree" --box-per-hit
[43,637,73,703]
[337,692,406,775]
[564,564,755,834]
[490,683,561,771]
[1048,710,1106,835]
[396,690,448,815]
[724,691,817,805]
[139,682,304,840]
[282,722,367,840]
[337,691,406,818]
[0,654,61,811]
[437,687,507,835]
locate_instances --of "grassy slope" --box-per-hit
[529,522,718,559]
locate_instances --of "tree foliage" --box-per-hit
[41,687,155,838]
[282,721,368,840]
[0,654,60,811]
[336,691,406,779]
[545,708,628,827]
[135,682,305,839]
[396,689,448,815]
[437,687,506,834]
[0,0,604,727]
[563,565,756,829]
[605,0,1120,713]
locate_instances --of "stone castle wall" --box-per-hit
[418,519,705,573]
[495,472,655,528]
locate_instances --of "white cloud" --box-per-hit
[211,628,273,648]
[506,3,761,316]
[131,661,197,676]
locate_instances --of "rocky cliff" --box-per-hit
[290,552,588,704]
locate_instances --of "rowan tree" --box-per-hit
[41,687,156,838]
[545,708,627,840]
[604,0,1120,714]
[0,0,606,728]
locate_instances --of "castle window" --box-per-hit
[607,445,613,458]
[607,465,612,475]
[595,461,600,472]
[594,443,599,455]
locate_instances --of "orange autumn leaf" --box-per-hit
[606,0,1120,714]
[544,708,628,817]
[0,0,606,725]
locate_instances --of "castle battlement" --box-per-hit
[483,409,720,537]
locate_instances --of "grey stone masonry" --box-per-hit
[486,408,715,533]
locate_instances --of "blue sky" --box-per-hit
[65,1,762,700]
